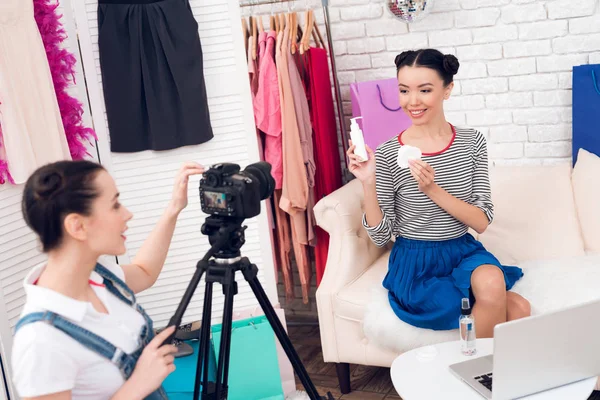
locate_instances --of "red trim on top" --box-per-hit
[397,123,457,156]
[33,278,105,287]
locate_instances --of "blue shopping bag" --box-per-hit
[572,64,600,164]
[162,340,217,399]
[211,315,284,400]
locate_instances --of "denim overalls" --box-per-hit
[15,263,169,399]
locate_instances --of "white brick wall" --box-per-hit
[327,0,600,164]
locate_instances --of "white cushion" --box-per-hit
[478,164,585,265]
[358,253,459,354]
[362,255,600,354]
[572,148,600,254]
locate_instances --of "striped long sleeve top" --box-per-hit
[362,125,494,247]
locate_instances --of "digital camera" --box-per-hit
[199,162,275,220]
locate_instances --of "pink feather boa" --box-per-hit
[0,0,97,184]
[0,106,14,184]
[34,0,97,158]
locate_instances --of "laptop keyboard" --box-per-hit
[475,373,493,391]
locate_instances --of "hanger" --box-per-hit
[290,11,298,54]
[299,9,313,54]
[269,2,276,32]
[278,12,286,32]
[251,16,258,60]
[241,16,249,56]
[312,12,325,48]
[258,15,264,33]
[287,0,298,54]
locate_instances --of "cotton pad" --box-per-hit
[397,145,422,168]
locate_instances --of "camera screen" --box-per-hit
[204,191,227,209]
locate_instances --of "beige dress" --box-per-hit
[0,0,71,184]
[275,26,311,303]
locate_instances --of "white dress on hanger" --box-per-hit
[0,0,71,184]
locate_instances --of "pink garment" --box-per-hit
[287,38,317,246]
[257,31,267,66]
[254,31,283,189]
[248,35,265,177]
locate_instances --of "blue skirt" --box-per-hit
[384,233,523,330]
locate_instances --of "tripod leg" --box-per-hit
[215,268,237,400]
[240,259,322,400]
[194,280,214,400]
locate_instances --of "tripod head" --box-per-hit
[200,215,248,259]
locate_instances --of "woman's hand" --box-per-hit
[347,140,376,185]
[169,162,205,215]
[409,159,437,194]
[127,326,178,398]
[125,162,205,294]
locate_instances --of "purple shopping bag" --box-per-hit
[350,78,412,151]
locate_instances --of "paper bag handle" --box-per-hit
[377,84,401,112]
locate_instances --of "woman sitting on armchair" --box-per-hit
[347,48,531,338]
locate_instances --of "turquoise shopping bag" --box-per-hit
[162,340,217,399]
[211,315,284,400]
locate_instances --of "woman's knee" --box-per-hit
[471,265,506,304]
[507,292,531,319]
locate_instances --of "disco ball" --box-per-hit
[386,0,434,23]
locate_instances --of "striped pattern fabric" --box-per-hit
[362,125,493,247]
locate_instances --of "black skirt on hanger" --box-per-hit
[98,0,213,152]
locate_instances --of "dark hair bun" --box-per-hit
[443,54,460,75]
[395,51,415,68]
[34,171,65,200]
[22,160,105,252]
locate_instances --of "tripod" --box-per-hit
[164,215,334,400]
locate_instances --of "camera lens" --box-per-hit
[244,161,275,200]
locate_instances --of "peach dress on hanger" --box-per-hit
[276,25,311,303]
[0,0,71,184]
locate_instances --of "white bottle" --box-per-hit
[349,117,368,162]
[459,298,477,356]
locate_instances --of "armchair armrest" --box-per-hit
[314,179,388,293]
[314,179,390,362]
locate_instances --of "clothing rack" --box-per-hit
[238,0,348,170]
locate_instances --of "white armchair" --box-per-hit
[314,162,600,394]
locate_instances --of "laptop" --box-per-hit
[449,298,600,400]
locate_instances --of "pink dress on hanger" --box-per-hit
[0,0,71,184]
[254,31,283,189]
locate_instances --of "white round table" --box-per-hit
[390,339,597,400]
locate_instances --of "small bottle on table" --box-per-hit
[459,297,477,356]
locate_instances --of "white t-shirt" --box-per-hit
[11,257,147,399]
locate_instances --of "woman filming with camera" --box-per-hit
[11,160,205,400]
